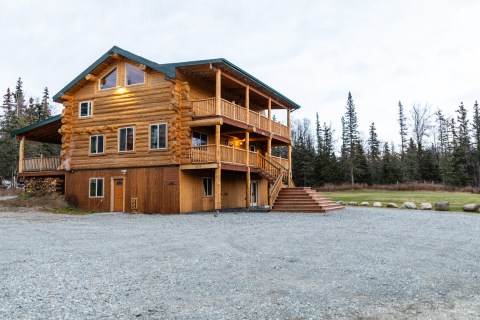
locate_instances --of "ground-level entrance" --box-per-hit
[250,180,258,206]
[112,178,124,212]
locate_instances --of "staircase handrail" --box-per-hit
[268,169,285,208]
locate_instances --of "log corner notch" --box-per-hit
[139,64,150,72]
[110,53,121,60]
[85,74,98,82]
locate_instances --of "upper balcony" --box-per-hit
[191,98,289,140]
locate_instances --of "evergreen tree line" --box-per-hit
[0,78,58,182]
[287,92,480,189]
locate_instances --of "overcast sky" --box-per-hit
[1,0,480,145]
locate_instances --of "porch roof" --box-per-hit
[10,114,62,144]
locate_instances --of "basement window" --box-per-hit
[79,101,92,118]
[100,67,117,90]
[89,178,104,198]
[203,177,213,197]
[126,63,145,86]
[90,135,104,154]
[150,123,167,150]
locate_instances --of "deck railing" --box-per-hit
[192,98,289,139]
[187,145,216,163]
[23,155,61,172]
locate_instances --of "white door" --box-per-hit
[250,180,258,206]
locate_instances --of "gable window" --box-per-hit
[100,67,117,89]
[203,177,213,197]
[119,127,134,152]
[79,101,92,118]
[192,131,208,146]
[150,124,167,150]
[89,178,104,198]
[126,63,145,86]
[90,135,104,154]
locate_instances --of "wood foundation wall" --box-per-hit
[65,166,179,214]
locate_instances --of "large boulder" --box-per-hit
[360,201,370,206]
[386,203,398,208]
[420,203,432,210]
[348,201,358,206]
[402,202,417,209]
[373,202,382,207]
[336,201,345,205]
[435,201,450,211]
[462,204,480,212]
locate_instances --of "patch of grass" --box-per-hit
[321,189,480,212]
[47,205,95,215]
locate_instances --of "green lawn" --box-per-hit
[321,190,480,212]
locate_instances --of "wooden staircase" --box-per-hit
[272,187,345,213]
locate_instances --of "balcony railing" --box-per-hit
[23,156,61,172]
[192,98,289,139]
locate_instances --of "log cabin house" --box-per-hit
[12,46,343,213]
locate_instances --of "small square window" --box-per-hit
[119,127,134,152]
[90,135,104,154]
[192,131,208,146]
[79,101,92,118]
[150,124,167,150]
[126,63,145,86]
[89,178,104,198]
[203,177,213,197]
[100,67,117,90]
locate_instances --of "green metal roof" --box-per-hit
[10,114,61,137]
[53,46,301,110]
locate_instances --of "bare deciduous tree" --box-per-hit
[410,103,433,149]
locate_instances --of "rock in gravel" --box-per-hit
[348,201,358,206]
[386,203,398,208]
[372,202,382,207]
[435,201,450,211]
[402,202,416,209]
[420,203,432,210]
[360,202,370,206]
[462,204,480,212]
[336,201,345,205]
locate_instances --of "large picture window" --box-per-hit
[192,131,208,146]
[119,127,134,152]
[90,135,104,154]
[203,177,213,197]
[150,124,167,150]
[79,101,92,118]
[89,178,104,198]
[100,67,117,90]
[126,63,145,86]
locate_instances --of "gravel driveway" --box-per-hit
[1,208,480,319]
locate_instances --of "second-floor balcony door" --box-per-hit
[250,180,258,206]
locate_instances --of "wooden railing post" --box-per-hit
[40,154,44,172]
[18,135,25,174]
[215,69,221,115]
[245,86,250,125]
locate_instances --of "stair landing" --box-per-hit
[272,187,344,213]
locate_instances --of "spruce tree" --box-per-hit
[367,122,381,183]
[344,92,359,184]
[398,100,407,159]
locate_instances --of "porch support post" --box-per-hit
[18,135,25,173]
[214,124,222,209]
[215,69,221,115]
[245,131,250,208]
[267,98,272,157]
[287,109,292,184]
[245,86,250,125]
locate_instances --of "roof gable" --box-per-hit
[53,46,300,110]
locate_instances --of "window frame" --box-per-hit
[125,63,146,86]
[79,101,93,118]
[118,126,135,152]
[89,178,104,198]
[149,123,168,151]
[192,131,208,147]
[202,177,213,197]
[99,66,118,90]
[89,134,105,155]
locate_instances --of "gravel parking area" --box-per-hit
[1,208,480,319]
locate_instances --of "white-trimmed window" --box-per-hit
[100,67,117,90]
[119,127,134,152]
[89,178,104,198]
[90,135,104,154]
[126,63,145,86]
[203,177,213,197]
[192,131,208,146]
[79,101,92,118]
[150,123,167,150]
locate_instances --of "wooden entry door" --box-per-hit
[113,178,124,212]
